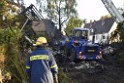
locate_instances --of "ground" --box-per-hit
[65,54,124,83]
[53,43,124,83]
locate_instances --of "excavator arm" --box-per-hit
[20,4,43,44]
[101,0,124,23]
[21,4,43,31]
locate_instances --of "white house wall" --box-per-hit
[109,21,119,42]
[108,22,118,34]
[89,33,109,44]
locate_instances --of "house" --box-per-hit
[84,17,118,44]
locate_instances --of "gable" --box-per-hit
[84,17,115,34]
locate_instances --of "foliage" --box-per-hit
[110,13,124,42]
[36,0,78,32]
[99,15,111,20]
[110,22,124,42]
[65,17,83,35]
[0,0,9,18]
[0,0,29,82]
[0,27,28,83]
[0,0,18,25]
[0,0,25,29]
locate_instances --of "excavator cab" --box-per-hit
[72,28,90,40]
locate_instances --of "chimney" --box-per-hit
[90,20,93,28]
[101,17,105,25]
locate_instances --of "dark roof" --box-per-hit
[84,17,115,34]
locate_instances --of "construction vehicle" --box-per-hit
[20,4,43,45]
[21,4,43,31]
[18,4,44,55]
[64,28,102,62]
[65,0,124,62]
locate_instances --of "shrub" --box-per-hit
[0,28,28,83]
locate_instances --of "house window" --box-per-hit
[102,36,105,39]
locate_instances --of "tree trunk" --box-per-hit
[58,8,61,32]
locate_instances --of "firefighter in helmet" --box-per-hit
[26,37,58,83]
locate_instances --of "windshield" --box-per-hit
[73,30,88,39]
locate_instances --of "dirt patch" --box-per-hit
[64,55,124,83]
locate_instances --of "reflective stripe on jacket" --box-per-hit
[26,47,58,83]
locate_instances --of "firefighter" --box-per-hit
[26,37,58,83]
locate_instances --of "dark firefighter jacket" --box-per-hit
[26,47,58,83]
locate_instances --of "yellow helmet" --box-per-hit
[36,37,47,45]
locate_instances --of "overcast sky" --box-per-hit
[77,0,124,22]
[24,0,124,22]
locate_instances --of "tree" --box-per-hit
[110,13,124,42]
[9,0,24,6]
[0,0,28,82]
[99,15,111,20]
[0,0,24,28]
[36,0,77,32]
[65,16,83,35]
[0,0,9,25]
